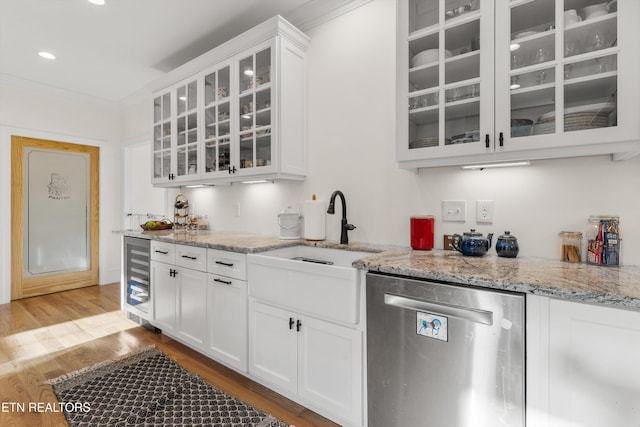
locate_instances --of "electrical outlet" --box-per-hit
[443,234,454,250]
[476,200,494,223]
[442,200,466,222]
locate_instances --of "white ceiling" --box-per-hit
[0,0,366,102]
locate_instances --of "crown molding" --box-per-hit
[284,0,372,31]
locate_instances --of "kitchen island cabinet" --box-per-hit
[527,295,640,427]
[397,0,640,169]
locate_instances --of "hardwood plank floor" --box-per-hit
[0,284,340,427]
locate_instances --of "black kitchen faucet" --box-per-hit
[327,190,356,244]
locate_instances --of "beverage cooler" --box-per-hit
[122,236,152,321]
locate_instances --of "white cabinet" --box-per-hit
[150,243,208,351]
[397,0,640,169]
[248,299,363,427]
[527,295,640,427]
[205,249,248,372]
[152,16,309,186]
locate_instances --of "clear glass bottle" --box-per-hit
[587,216,620,266]
[559,231,582,263]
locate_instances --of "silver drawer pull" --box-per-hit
[213,278,232,285]
[215,260,234,267]
[384,293,493,326]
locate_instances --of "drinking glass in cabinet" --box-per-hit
[409,92,438,111]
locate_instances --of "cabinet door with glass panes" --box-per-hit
[235,43,276,176]
[152,90,173,184]
[201,63,233,178]
[174,78,199,182]
[495,0,640,152]
[397,0,495,162]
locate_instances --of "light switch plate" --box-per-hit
[442,200,466,222]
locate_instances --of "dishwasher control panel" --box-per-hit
[416,311,448,342]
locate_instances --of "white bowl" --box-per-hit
[412,49,452,68]
[582,3,608,20]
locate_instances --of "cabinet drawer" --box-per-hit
[150,241,175,263]
[207,249,247,280]
[175,245,207,272]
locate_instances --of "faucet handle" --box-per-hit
[346,224,356,231]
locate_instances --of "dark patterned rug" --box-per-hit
[46,346,291,427]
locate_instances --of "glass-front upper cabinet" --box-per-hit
[398,0,494,163]
[202,64,232,177]
[237,45,273,174]
[175,79,199,180]
[152,91,172,181]
[495,0,639,153]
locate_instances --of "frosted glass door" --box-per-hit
[24,148,90,276]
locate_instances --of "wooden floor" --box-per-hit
[0,284,340,427]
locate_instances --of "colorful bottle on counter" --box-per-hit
[587,216,620,266]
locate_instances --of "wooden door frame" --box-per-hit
[11,136,99,299]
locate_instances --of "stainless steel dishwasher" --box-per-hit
[366,272,525,427]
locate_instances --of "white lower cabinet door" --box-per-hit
[548,299,640,427]
[206,274,248,371]
[151,260,176,335]
[248,300,297,394]
[175,267,207,350]
[297,315,363,426]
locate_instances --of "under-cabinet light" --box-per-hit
[461,160,531,170]
[88,0,105,5]
[38,51,56,60]
[185,184,213,188]
[241,179,273,184]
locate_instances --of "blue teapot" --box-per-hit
[496,231,519,258]
[451,229,493,256]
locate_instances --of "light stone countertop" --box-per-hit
[122,230,640,310]
[353,249,640,311]
[122,229,387,254]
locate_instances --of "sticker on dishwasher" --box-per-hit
[416,312,448,342]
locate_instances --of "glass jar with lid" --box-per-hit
[559,231,582,263]
[587,216,620,266]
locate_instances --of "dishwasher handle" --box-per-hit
[384,293,493,326]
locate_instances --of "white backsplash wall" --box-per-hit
[131,0,640,266]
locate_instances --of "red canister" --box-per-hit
[411,216,434,250]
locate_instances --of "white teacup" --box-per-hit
[564,9,582,25]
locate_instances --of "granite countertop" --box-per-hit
[122,229,386,254]
[353,249,640,311]
[122,230,640,310]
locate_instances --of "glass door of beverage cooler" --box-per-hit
[237,46,274,173]
[123,237,151,319]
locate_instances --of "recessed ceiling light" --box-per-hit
[88,0,105,5]
[38,51,56,60]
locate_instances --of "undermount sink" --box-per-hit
[247,245,371,324]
